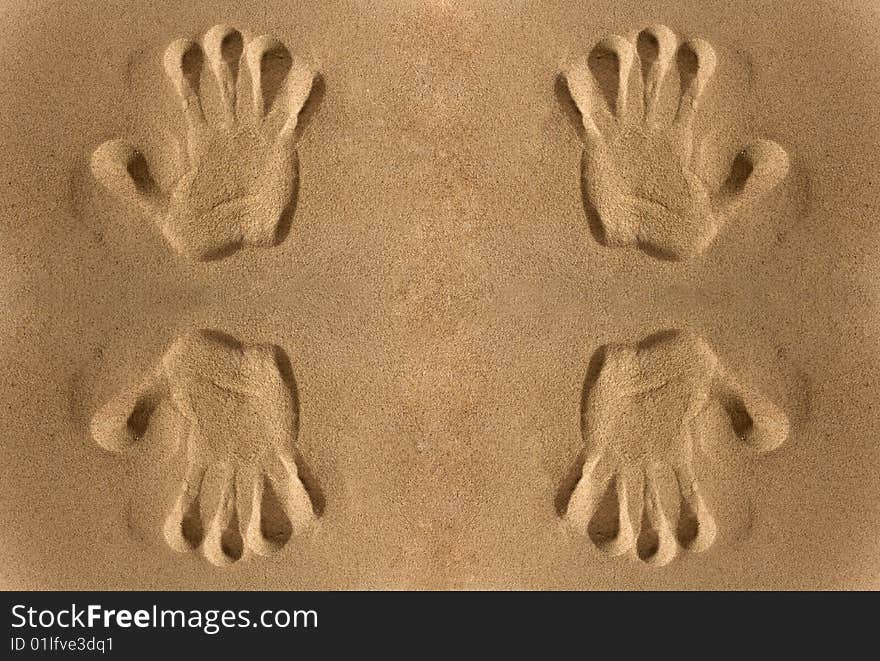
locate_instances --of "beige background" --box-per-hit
[0,0,878,589]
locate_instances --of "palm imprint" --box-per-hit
[564,25,789,260]
[92,25,315,261]
[562,330,788,566]
[91,330,316,567]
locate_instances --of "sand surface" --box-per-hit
[0,0,879,589]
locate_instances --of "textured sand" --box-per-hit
[0,0,879,589]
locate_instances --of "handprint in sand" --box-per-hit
[564,25,789,260]
[561,330,788,566]
[91,330,317,567]
[91,25,316,261]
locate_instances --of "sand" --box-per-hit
[0,0,878,589]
